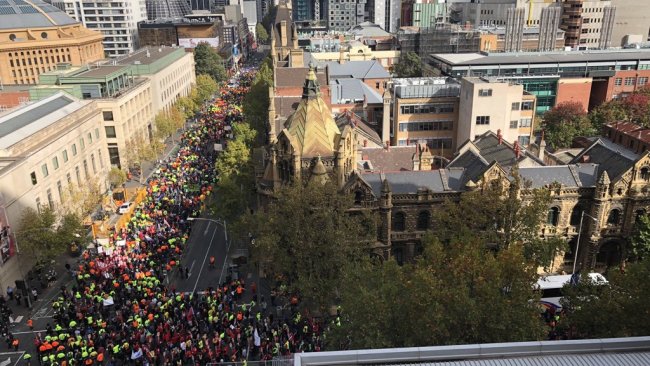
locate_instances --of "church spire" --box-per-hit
[302,62,320,99]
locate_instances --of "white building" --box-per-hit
[62,0,147,57]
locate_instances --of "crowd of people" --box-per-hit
[27,69,325,366]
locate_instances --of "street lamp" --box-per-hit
[573,211,599,274]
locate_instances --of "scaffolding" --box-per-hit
[398,23,483,57]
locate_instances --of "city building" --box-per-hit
[428,49,650,113]
[29,64,154,169]
[479,26,565,53]
[0,0,105,85]
[0,92,110,288]
[401,0,446,28]
[560,0,616,50]
[397,25,487,59]
[138,15,223,49]
[113,47,195,114]
[292,0,312,21]
[603,121,650,155]
[610,0,650,46]
[144,0,191,20]
[327,0,366,32]
[388,77,461,155]
[307,41,400,69]
[61,0,147,57]
[458,77,536,147]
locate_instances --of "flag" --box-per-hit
[254,328,261,347]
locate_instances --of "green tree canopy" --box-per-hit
[194,43,226,83]
[256,23,269,44]
[542,101,596,149]
[248,181,375,312]
[329,236,545,350]
[154,111,175,140]
[261,5,277,33]
[242,58,273,139]
[194,74,218,105]
[176,94,199,119]
[16,207,85,260]
[393,51,423,78]
[630,214,650,260]
[108,167,127,189]
[561,260,650,338]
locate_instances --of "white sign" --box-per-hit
[214,143,223,151]
[179,37,220,48]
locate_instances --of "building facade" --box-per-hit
[560,0,616,50]
[0,0,105,85]
[62,0,147,57]
[0,92,110,294]
[327,0,366,32]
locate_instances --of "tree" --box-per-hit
[561,259,650,338]
[328,236,545,350]
[619,93,650,127]
[542,101,596,149]
[16,207,85,260]
[630,214,650,260]
[392,51,422,78]
[193,43,226,83]
[176,94,199,119]
[589,101,627,131]
[154,111,175,140]
[58,177,103,218]
[249,181,375,312]
[125,135,157,183]
[108,167,127,189]
[168,105,186,132]
[261,5,277,33]
[256,23,269,44]
[194,74,218,105]
[242,58,273,139]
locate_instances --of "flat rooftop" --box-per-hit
[431,49,650,66]
[0,92,87,150]
[73,65,128,78]
[113,47,180,66]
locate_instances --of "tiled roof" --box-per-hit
[570,138,638,179]
[330,79,382,105]
[519,164,599,188]
[606,121,650,144]
[325,60,390,80]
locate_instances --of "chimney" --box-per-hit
[363,140,368,147]
[581,155,590,163]
[514,141,521,158]
[385,140,390,151]
[497,129,502,145]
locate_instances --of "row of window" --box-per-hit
[398,137,453,149]
[547,206,623,227]
[476,116,490,125]
[393,211,430,232]
[400,103,454,115]
[30,129,100,185]
[398,120,453,132]
[614,77,649,87]
[33,149,105,211]
[509,118,533,128]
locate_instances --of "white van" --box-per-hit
[534,273,608,311]
[117,202,133,214]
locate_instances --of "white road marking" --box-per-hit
[192,224,219,294]
[203,221,211,236]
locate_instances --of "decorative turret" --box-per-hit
[381,87,391,144]
[309,155,329,185]
[596,170,610,198]
[268,86,276,144]
[302,62,320,99]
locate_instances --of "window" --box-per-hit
[398,121,453,132]
[35,198,41,212]
[72,143,77,156]
[625,77,635,86]
[52,156,59,170]
[518,136,530,146]
[30,171,37,185]
[607,209,621,225]
[417,211,430,231]
[103,111,114,121]
[105,126,117,138]
[41,164,49,177]
[570,205,582,226]
[79,137,85,150]
[62,149,68,162]
[75,166,81,186]
[547,207,560,226]
[83,160,89,178]
[95,128,100,139]
[87,132,93,144]
[57,181,63,202]
[510,120,518,129]
[521,101,534,110]
[641,167,650,181]
[519,118,532,128]
[511,102,520,111]
[66,173,71,185]
[476,116,490,125]
[639,77,649,86]
[91,154,97,174]
[614,77,622,86]
[478,89,493,97]
[47,189,54,209]
[393,212,406,231]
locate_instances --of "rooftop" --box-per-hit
[606,121,650,144]
[326,60,390,80]
[0,0,78,30]
[392,77,461,99]
[360,146,418,172]
[113,47,181,66]
[73,65,129,79]
[0,92,87,150]
[331,79,382,105]
[348,21,391,38]
[431,49,650,66]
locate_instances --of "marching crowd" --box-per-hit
[23,69,325,366]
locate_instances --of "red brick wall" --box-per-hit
[591,70,650,108]
[556,78,592,111]
[0,91,29,109]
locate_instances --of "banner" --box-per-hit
[179,37,219,48]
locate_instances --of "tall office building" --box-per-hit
[610,0,650,46]
[539,6,562,51]
[328,0,367,32]
[561,0,616,50]
[503,7,525,52]
[61,0,147,57]
[292,0,312,21]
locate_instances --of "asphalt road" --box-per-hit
[171,216,231,293]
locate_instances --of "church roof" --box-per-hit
[283,64,341,158]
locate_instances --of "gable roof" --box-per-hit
[519,164,599,188]
[330,78,383,105]
[570,137,638,180]
[335,110,382,147]
[326,60,390,80]
[360,146,417,172]
[361,169,466,196]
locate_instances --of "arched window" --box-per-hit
[607,209,621,225]
[393,212,406,232]
[547,207,560,226]
[416,210,430,231]
[570,205,582,226]
[641,167,650,181]
[354,190,363,204]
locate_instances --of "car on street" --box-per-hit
[117,202,133,214]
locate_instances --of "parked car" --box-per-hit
[117,202,133,214]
